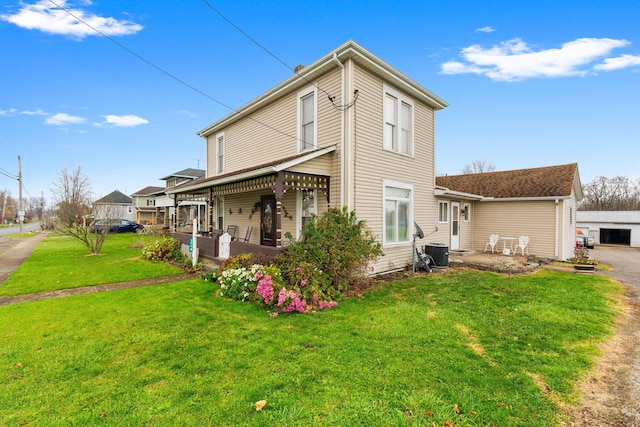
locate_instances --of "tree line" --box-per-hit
[579,176,640,211]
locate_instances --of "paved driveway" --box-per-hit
[593,245,640,288]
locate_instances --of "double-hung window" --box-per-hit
[298,87,317,152]
[383,85,413,156]
[216,132,224,174]
[384,180,412,245]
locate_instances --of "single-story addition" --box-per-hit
[577,210,640,247]
[435,163,583,261]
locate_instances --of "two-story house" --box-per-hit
[170,40,581,270]
[170,40,449,272]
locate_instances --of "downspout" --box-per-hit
[555,199,559,258]
[332,53,345,208]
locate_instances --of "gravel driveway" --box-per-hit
[563,245,640,426]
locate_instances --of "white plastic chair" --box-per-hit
[484,234,499,253]
[515,236,529,256]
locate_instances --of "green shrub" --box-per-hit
[277,207,383,292]
[141,237,182,262]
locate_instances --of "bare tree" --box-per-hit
[51,167,112,254]
[462,160,496,174]
[579,176,640,211]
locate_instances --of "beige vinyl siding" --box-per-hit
[350,64,439,273]
[287,153,334,176]
[205,68,342,177]
[471,201,557,258]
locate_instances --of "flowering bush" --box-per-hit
[217,264,263,301]
[217,261,338,315]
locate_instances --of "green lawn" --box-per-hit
[0,234,183,296]
[0,241,622,427]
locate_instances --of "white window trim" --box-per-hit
[383,84,414,157]
[216,131,225,174]
[382,179,413,247]
[438,201,449,223]
[297,86,317,152]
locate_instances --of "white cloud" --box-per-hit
[1,0,143,39]
[21,108,49,116]
[476,26,495,33]
[45,112,85,125]
[594,54,640,71]
[0,108,17,116]
[100,114,149,127]
[441,37,634,81]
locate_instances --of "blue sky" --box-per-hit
[1,0,639,206]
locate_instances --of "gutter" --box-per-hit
[332,53,346,208]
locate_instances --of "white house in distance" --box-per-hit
[577,211,640,247]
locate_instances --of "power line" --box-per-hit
[0,168,18,180]
[198,0,359,111]
[47,0,303,145]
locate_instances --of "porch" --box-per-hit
[172,231,283,262]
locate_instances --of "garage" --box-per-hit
[577,211,640,248]
[600,228,631,246]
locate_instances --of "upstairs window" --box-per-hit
[146,199,155,207]
[216,132,224,174]
[298,87,317,151]
[383,85,413,156]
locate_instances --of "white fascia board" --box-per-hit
[479,196,571,202]
[434,188,484,201]
[168,146,335,194]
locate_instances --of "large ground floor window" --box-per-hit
[384,180,412,245]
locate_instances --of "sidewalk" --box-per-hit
[0,232,48,284]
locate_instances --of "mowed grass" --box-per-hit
[0,244,622,427]
[0,234,183,296]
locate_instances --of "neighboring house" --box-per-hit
[159,168,206,230]
[131,168,206,229]
[169,40,449,272]
[93,190,134,221]
[131,186,164,225]
[435,163,583,260]
[577,211,640,247]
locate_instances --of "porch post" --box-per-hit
[208,187,214,233]
[172,196,178,232]
[274,172,284,247]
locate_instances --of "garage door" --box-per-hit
[600,228,631,245]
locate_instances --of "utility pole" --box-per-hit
[18,156,23,234]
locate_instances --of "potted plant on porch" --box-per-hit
[569,246,597,272]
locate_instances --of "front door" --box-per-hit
[451,201,460,250]
[260,195,276,246]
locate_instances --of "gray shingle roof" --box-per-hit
[95,190,132,204]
